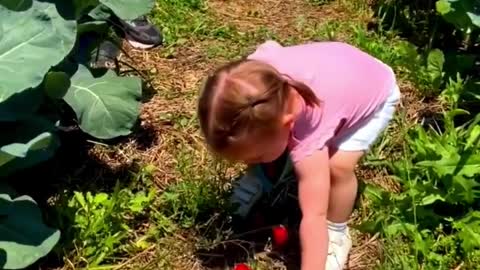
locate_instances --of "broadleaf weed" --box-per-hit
[362,101,480,268]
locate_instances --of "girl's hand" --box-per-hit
[294,147,331,270]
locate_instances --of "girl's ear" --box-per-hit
[282,113,295,129]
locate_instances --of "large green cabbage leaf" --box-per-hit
[64,65,142,139]
[0,1,76,113]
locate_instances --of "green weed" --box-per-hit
[205,26,282,59]
[159,180,229,229]
[150,0,210,45]
[54,182,156,267]
[360,105,480,268]
[306,21,348,41]
[168,147,232,228]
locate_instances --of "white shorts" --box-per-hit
[330,84,401,152]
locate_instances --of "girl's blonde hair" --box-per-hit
[198,59,320,154]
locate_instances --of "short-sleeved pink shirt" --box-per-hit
[247,40,396,163]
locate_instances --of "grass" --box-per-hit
[150,0,210,45]
[30,0,455,269]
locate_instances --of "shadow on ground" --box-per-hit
[8,120,159,198]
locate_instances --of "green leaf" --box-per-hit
[454,211,480,252]
[427,49,445,74]
[467,11,480,27]
[93,193,109,204]
[466,125,480,149]
[99,0,154,20]
[73,191,87,209]
[436,0,479,32]
[451,175,480,203]
[363,184,386,202]
[64,65,142,139]
[436,0,452,15]
[0,1,77,103]
[440,73,465,107]
[0,117,59,177]
[418,153,480,177]
[427,49,445,90]
[463,0,480,28]
[129,192,151,213]
[419,194,445,205]
[0,0,32,11]
[384,222,406,237]
[44,71,70,99]
[0,186,60,269]
[88,4,112,21]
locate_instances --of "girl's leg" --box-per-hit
[324,149,363,270]
[327,84,400,222]
[327,149,364,222]
[326,85,400,270]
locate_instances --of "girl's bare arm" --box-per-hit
[295,148,331,270]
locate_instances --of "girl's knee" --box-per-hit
[328,150,363,183]
[329,161,356,184]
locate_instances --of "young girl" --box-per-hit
[197,40,400,270]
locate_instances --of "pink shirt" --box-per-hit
[247,40,396,163]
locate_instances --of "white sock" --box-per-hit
[327,220,347,233]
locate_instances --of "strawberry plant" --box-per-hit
[0,0,153,268]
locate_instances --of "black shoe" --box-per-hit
[118,16,163,49]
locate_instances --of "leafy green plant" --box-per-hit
[360,108,480,268]
[413,48,446,97]
[425,49,445,93]
[150,0,208,46]
[436,0,480,35]
[0,0,153,268]
[375,0,479,53]
[55,184,155,267]
[440,73,466,108]
[350,26,409,67]
[160,179,228,229]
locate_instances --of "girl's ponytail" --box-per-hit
[283,75,320,107]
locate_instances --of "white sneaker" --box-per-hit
[326,227,352,270]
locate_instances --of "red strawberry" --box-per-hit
[234,263,251,270]
[272,225,289,248]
